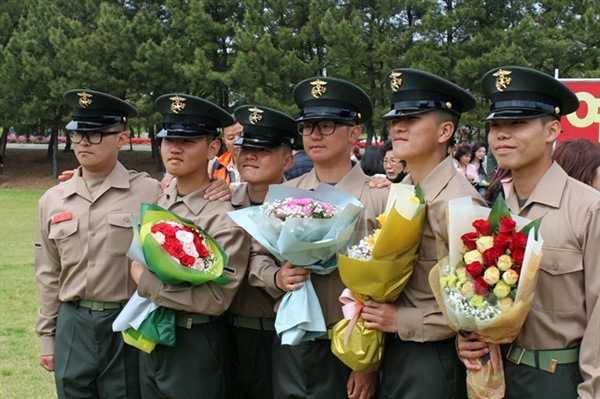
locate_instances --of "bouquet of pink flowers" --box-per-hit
[429,196,543,399]
[113,203,227,353]
[229,183,363,345]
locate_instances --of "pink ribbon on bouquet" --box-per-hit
[339,288,364,343]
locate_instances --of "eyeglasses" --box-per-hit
[69,131,120,144]
[382,158,401,166]
[297,121,354,136]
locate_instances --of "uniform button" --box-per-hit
[59,230,64,236]
[90,233,95,238]
[407,331,415,338]
[552,264,559,271]
[124,217,130,223]
[90,262,95,268]
[91,205,95,210]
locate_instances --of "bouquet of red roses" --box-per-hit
[113,203,227,353]
[429,195,543,399]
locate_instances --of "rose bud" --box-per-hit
[472,219,491,236]
[476,236,495,253]
[455,267,468,283]
[483,266,500,285]
[460,232,479,251]
[499,216,517,234]
[493,233,512,253]
[503,269,520,285]
[483,247,501,267]
[498,297,514,310]
[461,281,476,297]
[474,277,490,297]
[497,254,514,271]
[493,280,511,298]
[466,261,484,278]
[511,246,525,266]
[509,231,527,251]
[464,249,483,265]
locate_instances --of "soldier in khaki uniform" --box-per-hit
[361,69,484,399]
[35,89,160,399]
[228,105,298,399]
[458,66,600,398]
[129,94,250,398]
[250,77,388,399]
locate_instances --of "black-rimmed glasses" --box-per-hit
[297,121,354,136]
[69,131,120,144]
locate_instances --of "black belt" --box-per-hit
[229,314,275,331]
[176,313,217,329]
[76,300,124,311]
[503,344,580,374]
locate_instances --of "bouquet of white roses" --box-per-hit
[228,183,363,345]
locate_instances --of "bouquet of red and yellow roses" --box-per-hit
[429,195,543,399]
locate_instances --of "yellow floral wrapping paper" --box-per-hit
[331,184,426,372]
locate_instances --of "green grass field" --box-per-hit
[0,189,57,398]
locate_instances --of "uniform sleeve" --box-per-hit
[577,205,600,399]
[34,198,61,356]
[247,238,284,299]
[137,224,250,316]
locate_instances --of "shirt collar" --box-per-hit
[61,161,130,200]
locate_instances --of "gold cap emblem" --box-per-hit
[446,102,452,109]
[170,95,186,114]
[78,91,93,108]
[493,69,512,92]
[310,79,327,98]
[555,106,560,114]
[389,72,403,92]
[248,107,264,124]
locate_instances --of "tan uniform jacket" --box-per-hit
[35,162,161,355]
[136,182,250,316]
[396,156,486,342]
[506,162,600,398]
[228,184,277,318]
[249,163,388,327]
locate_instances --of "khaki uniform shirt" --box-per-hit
[228,184,277,319]
[249,163,388,327]
[396,156,486,342]
[136,182,250,316]
[35,162,161,355]
[506,162,600,398]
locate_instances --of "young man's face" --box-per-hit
[488,117,558,172]
[73,129,126,173]
[388,111,448,162]
[161,137,218,179]
[301,120,359,166]
[237,145,293,185]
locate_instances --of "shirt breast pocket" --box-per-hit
[533,247,584,314]
[107,212,136,257]
[48,220,81,264]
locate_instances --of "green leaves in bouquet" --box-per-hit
[415,183,425,204]
[487,195,511,235]
[519,216,544,241]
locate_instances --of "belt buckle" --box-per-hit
[93,301,105,311]
[506,344,525,365]
[185,317,193,329]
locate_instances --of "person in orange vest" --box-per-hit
[210,119,243,184]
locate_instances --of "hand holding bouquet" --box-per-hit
[228,183,363,345]
[429,196,543,398]
[113,203,228,353]
[332,184,426,371]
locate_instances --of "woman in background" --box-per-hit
[552,138,600,191]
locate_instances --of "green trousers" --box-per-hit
[139,316,232,399]
[505,360,582,398]
[54,302,140,399]
[229,325,275,399]
[272,337,352,399]
[379,336,467,399]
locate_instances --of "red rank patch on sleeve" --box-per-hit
[52,212,73,224]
